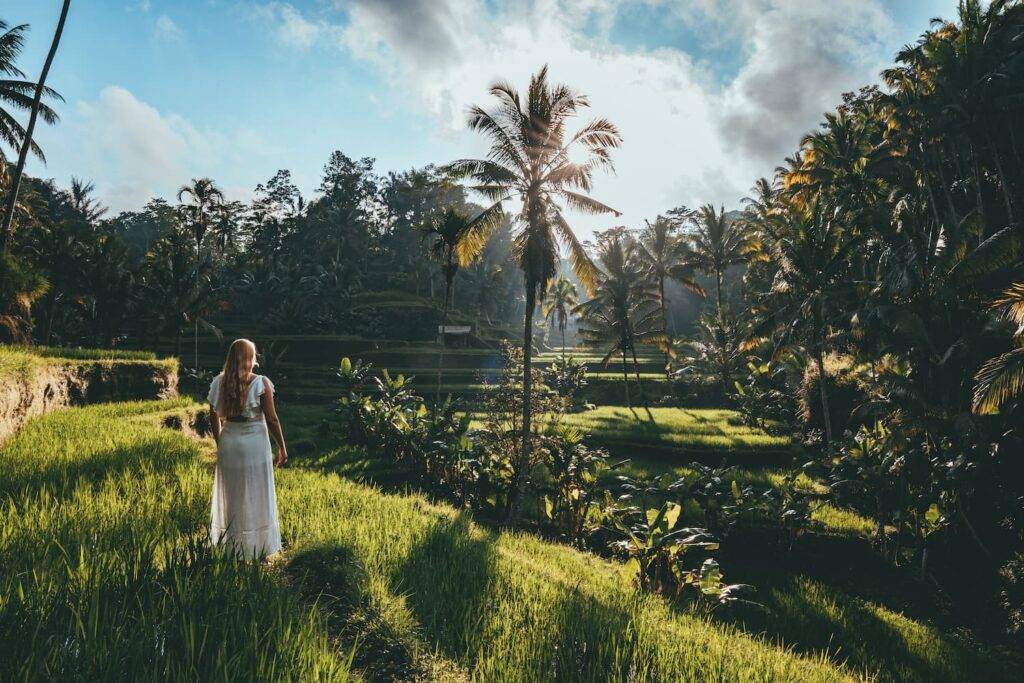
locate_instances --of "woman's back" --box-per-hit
[208,373,274,420]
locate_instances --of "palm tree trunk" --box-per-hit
[815,322,833,445]
[659,276,671,376]
[621,349,632,409]
[969,139,988,238]
[1,0,71,255]
[437,269,452,404]
[505,281,536,528]
[986,132,1015,225]
[630,346,646,406]
[561,324,566,365]
[715,269,724,321]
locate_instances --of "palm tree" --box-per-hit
[421,204,502,401]
[447,65,622,526]
[177,177,225,253]
[635,215,704,374]
[543,276,578,361]
[682,204,747,321]
[973,282,1024,414]
[575,230,662,408]
[177,177,225,373]
[69,177,107,223]
[1,4,70,255]
[758,201,855,444]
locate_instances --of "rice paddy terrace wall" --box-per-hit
[0,346,178,442]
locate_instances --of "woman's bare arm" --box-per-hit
[210,408,221,445]
[261,383,288,467]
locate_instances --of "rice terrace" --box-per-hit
[3,1,1024,681]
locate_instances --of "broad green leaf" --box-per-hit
[925,503,941,525]
[663,502,682,530]
[700,559,722,595]
[646,508,660,526]
[543,496,554,519]
[340,357,352,374]
[731,480,743,504]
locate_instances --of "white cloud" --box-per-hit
[69,86,218,211]
[318,0,906,233]
[254,2,342,49]
[153,14,184,43]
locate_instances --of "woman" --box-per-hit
[207,338,287,558]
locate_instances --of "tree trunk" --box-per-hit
[659,276,671,376]
[505,281,536,528]
[561,324,566,365]
[1,0,71,255]
[986,132,1015,226]
[621,349,632,409]
[715,269,723,321]
[437,266,452,404]
[815,325,834,445]
[630,346,646,406]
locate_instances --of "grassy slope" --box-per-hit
[0,399,859,682]
[300,401,1014,682]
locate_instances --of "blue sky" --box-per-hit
[6,0,956,235]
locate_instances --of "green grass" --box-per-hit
[0,400,351,680]
[2,398,1015,680]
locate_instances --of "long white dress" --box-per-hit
[207,374,282,559]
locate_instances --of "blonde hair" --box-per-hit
[217,339,256,418]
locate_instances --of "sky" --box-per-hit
[6,0,958,236]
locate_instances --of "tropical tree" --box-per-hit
[421,203,502,400]
[1,4,69,254]
[575,230,662,408]
[635,214,704,374]
[682,204,747,320]
[543,276,578,361]
[754,201,855,445]
[973,283,1024,414]
[177,177,225,252]
[448,65,622,526]
[68,177,106,223]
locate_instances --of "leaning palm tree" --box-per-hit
[575,230,662,408]
[682,204,748,320]
[177,177,225,252]
[973,282,1024,414]
[0,8,69,255]
[447,65,622,527]
[422,204,502,401]
[543,276,578,361]
[635,215,704,374]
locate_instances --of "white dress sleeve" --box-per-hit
[207,375,221,407]
[260,376,275,397]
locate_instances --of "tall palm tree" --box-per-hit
[543,276,578,361]
[1,4,70,255]
[682,204,747,321]
[575,230,662,408]
[758,201,856,444]
[421,204,502,401]
[177,177,224,373]
[447,66,622,526]
[177,177,225,252]
[635,215,704,374]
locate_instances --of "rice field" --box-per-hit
[4,398,1012,680]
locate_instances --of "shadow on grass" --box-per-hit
[387,510,497,663]
[720,530,1015,682]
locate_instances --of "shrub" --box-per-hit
[799,353,869,436]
